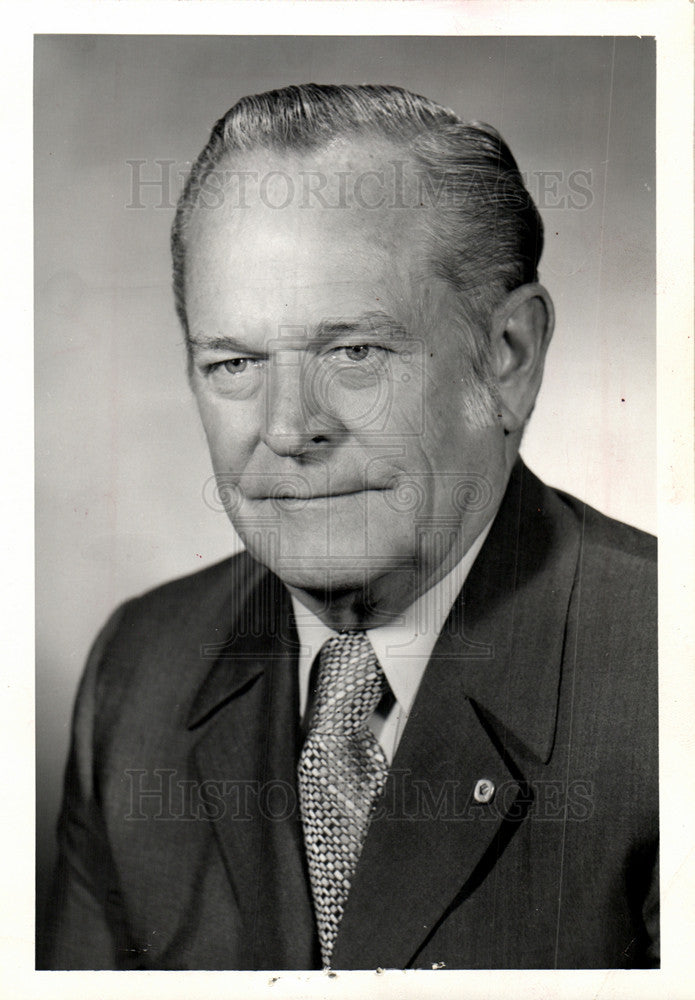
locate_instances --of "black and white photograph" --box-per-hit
[16,6,693,997]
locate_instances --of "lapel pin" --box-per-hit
[473,778,495,804]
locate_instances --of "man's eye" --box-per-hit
[202,357,264,398]
[208,358,254,375]
[341,345,371,362]
[222,358,251,374]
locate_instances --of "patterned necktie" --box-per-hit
[298,631,390,968]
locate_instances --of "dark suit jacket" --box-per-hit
[42,460,658,970]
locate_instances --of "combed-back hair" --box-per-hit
[171,83,543,416]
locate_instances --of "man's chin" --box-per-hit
[231,493,410,580]
[240,548,393,595]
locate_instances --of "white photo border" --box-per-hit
[5,2,693,999]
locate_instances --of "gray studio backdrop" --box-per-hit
[35,34,655,932]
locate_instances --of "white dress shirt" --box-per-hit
[291,522,492,763]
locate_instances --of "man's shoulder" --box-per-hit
[118,549,264,624]
[88,550,265,681]
[551,476,657,577]
[551,482,656,567]
[513,461,656,622]
[533,472,657,626]
[81,550,268,728]
[523,471,657,771]
[512,461,656,598]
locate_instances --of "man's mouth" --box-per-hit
[260,486,390,502]
[213,473,398,507]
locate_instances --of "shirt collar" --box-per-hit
[291,521,493,717]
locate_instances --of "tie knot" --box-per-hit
[312,631,385,736]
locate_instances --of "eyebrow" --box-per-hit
[313,311,408,341]
[189,311,408,353]
[188,334,257,353]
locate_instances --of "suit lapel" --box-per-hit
[187,563,319,969]
[331,677,523,970]
[332,461,582,969]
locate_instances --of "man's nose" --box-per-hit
[261,351,336,457]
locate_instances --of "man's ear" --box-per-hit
[491,283,555,433]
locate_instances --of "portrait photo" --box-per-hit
[31,25,672,987]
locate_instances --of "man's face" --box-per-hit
[185,142,510,605]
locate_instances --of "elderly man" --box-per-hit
[44,84,658,970]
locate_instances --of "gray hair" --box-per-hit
[171,83,544,422]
